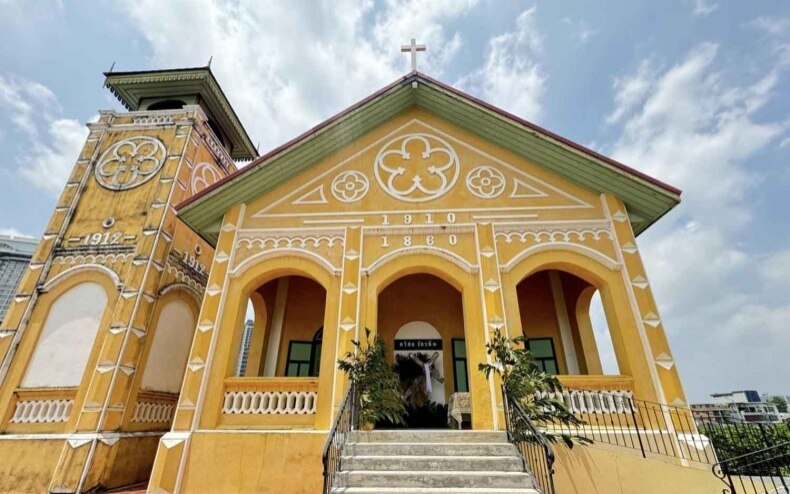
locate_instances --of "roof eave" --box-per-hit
[178,72,681,243]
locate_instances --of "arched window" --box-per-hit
[21,282,108,388]
[146,99,186,111]
[140,300,196,393]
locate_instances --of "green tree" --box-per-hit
[767,395,788,413]
[479,328,590,447]
[337,329,406,427]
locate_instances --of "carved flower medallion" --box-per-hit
[374,133,460,202]
[331,170,369,203]
[466,166,506,199]
[190,162,221,194]
[95,136,167,191]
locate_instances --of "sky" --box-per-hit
[0,0,788,403]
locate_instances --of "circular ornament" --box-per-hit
[190,162,222,195]
[101,217,116,229]
[194,244,203,255]
[331,170,369,203]
[466,166,506,199]
[374,133,460,203]
[95,136,167,191]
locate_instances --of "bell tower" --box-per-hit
[0,67,256,493]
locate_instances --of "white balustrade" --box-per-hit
[544,389,634,414]
[132,400,175,423]
[222,390,318,415]
[11,398,73,424]
[132,115,174,125]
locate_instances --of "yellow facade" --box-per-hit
[0,69,698,493]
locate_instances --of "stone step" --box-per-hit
[345,442,518,457]
[335,470,533,489]
[331,488,540,494]
[341,455,524,472]
[348,430,508,444]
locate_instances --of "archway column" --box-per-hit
[601,194,688,407]
[573,287,604,375]
[242,292,268,377]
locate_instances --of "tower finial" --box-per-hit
[207,55,213,68]
[109,61,116,73]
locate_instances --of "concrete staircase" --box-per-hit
[331,430,540,493]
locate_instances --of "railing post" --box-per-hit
[629,397,647,459]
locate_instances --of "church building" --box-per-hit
[0,61,723,493]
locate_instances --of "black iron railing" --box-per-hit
[713,441,790,493]
[502,386,556,494]
[322,381,359,494]
[542,388,718,464]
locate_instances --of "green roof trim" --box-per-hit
[104,67,258,160]
[178,72,680,245]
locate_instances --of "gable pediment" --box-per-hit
[248,114,599,226]
[179,73,679,244]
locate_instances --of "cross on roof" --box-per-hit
[401,38,426,71]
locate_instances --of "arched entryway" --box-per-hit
[377,273,470,427]
[233,275,327,379]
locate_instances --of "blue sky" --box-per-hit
[0,0,788,402]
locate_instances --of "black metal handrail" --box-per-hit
[713,441,790,493]
[541,388,719,464]
[502,385,556,494]
[322,381,358,494]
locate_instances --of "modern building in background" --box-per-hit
[692,390,783,424]
[236,319,255,375]
[0,234,37,324]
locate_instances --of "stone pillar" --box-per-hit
[473,222,507,430]
[327,226,363,426]
[147,204,244,494]
[601,193,687,407]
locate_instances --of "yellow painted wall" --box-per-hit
[516,271,569,373]
[0,439,64,493]
[180,432,326,494]
[553,445,722,494]
[276,276,327,376]
[560,272,600,375]
[377,273,465,400]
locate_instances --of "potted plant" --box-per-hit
[338,329,406,429]
[479,328,590,446]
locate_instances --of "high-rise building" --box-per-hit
[0,234,37,324]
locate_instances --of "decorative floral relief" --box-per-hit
[374,133,460,202]
[190,162,221,195]
[466,166,506,199]
[95,136,167,191]
[331,170,369,203]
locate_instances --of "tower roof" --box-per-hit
[104,67,258,160]
[178,71,681,244]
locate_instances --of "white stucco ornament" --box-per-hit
[374,133,460,202]
[331,170,369,203]
[190,162,221,194]
[466,165,506,199]
[95,136,167,191]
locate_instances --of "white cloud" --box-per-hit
[604,42,788,400]
[456,7,546,121]
[0,75,88,196]
[692,0,718,17]
[0,75,59,137]
[610,43,783,230]
[19,118,87,195]
[749,16,790,67]
[116,0,478,153]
